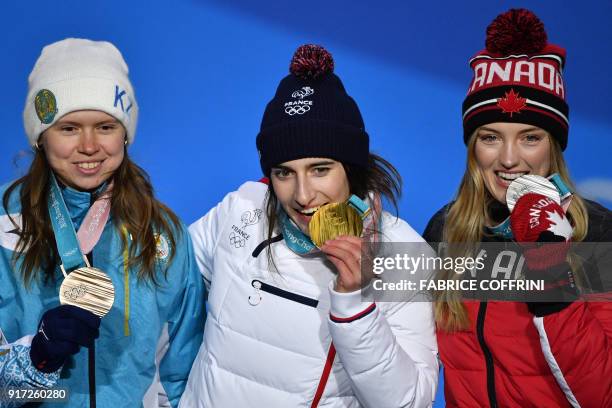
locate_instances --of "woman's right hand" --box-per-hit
[321,235,365,293]
[510,192,572,270]
[29,305,100,373]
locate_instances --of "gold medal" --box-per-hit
[59,265,115,317]
[309,202,363,248]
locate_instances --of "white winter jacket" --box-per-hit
[181,181,439,407]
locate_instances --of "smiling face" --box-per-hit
[474,122,552,204]
[40,110,126,191]
[270,157,351,235]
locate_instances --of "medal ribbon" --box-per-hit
[48,173,112,274]
[281,194,378,256]
[77,187,112,254]
[279,211,317,255]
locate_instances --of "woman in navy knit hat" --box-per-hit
[182,45,439,407]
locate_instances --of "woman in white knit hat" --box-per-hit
[0,38,205,407]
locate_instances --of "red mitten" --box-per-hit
[510,193,577,315]
[510,193,572,270]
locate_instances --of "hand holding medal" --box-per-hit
[506,174,577,304]
[310,197,374,293]
[506,175,573,263]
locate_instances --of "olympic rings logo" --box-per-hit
[285,105,311,116]
[63,284,87,301]
[229,231,246,248]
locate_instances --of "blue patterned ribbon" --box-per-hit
[47,173,88,273]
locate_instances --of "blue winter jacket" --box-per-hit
[0,182,205,407]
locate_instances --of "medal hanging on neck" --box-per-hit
[48,173,115,317]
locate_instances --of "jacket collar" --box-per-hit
[57,178,107,229]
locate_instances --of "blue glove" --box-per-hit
[30,305,100,373]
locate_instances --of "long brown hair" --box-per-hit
[3,148,181,287]
[435,132,589,331]
[263,153,402,269]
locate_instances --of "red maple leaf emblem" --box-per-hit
[497,89,527,117]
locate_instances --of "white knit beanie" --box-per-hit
[23,38,139,146]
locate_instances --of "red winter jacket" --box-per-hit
[438,300,611,407]
[424,200,612,407]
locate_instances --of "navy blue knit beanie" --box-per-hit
[256,45,369,174]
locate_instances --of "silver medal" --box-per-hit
[506,175,561,213]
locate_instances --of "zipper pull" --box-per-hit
[249,280,262,306]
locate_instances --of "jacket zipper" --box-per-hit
[86,196,97,408]
[249,278,330,406]
[477,301,498,408]
[249,279,319,308]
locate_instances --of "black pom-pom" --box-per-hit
[289,44,334,80]
[486,9,548,55]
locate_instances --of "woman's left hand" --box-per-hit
[321,236,367,293]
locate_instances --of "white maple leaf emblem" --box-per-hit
[545,210,572,240]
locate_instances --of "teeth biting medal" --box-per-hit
[487,173,572,239]
[308,196,369,248]
[506,174,561,213]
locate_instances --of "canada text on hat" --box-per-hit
[468,51,565,99]
[462,9,570,150]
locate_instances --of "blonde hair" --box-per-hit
[435,131,589,331]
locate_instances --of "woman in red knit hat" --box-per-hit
[423,9,612,407]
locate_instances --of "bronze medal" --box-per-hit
[309,202,363,248]
[506,174,561,213]
[59,266,115,317]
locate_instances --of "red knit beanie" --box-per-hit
[462,9,569,150]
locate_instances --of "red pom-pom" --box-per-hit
[486,9,547,55]
[289,44,334,80]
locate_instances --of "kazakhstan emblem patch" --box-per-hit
[34,89,58,124]
[155,233,170,262]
